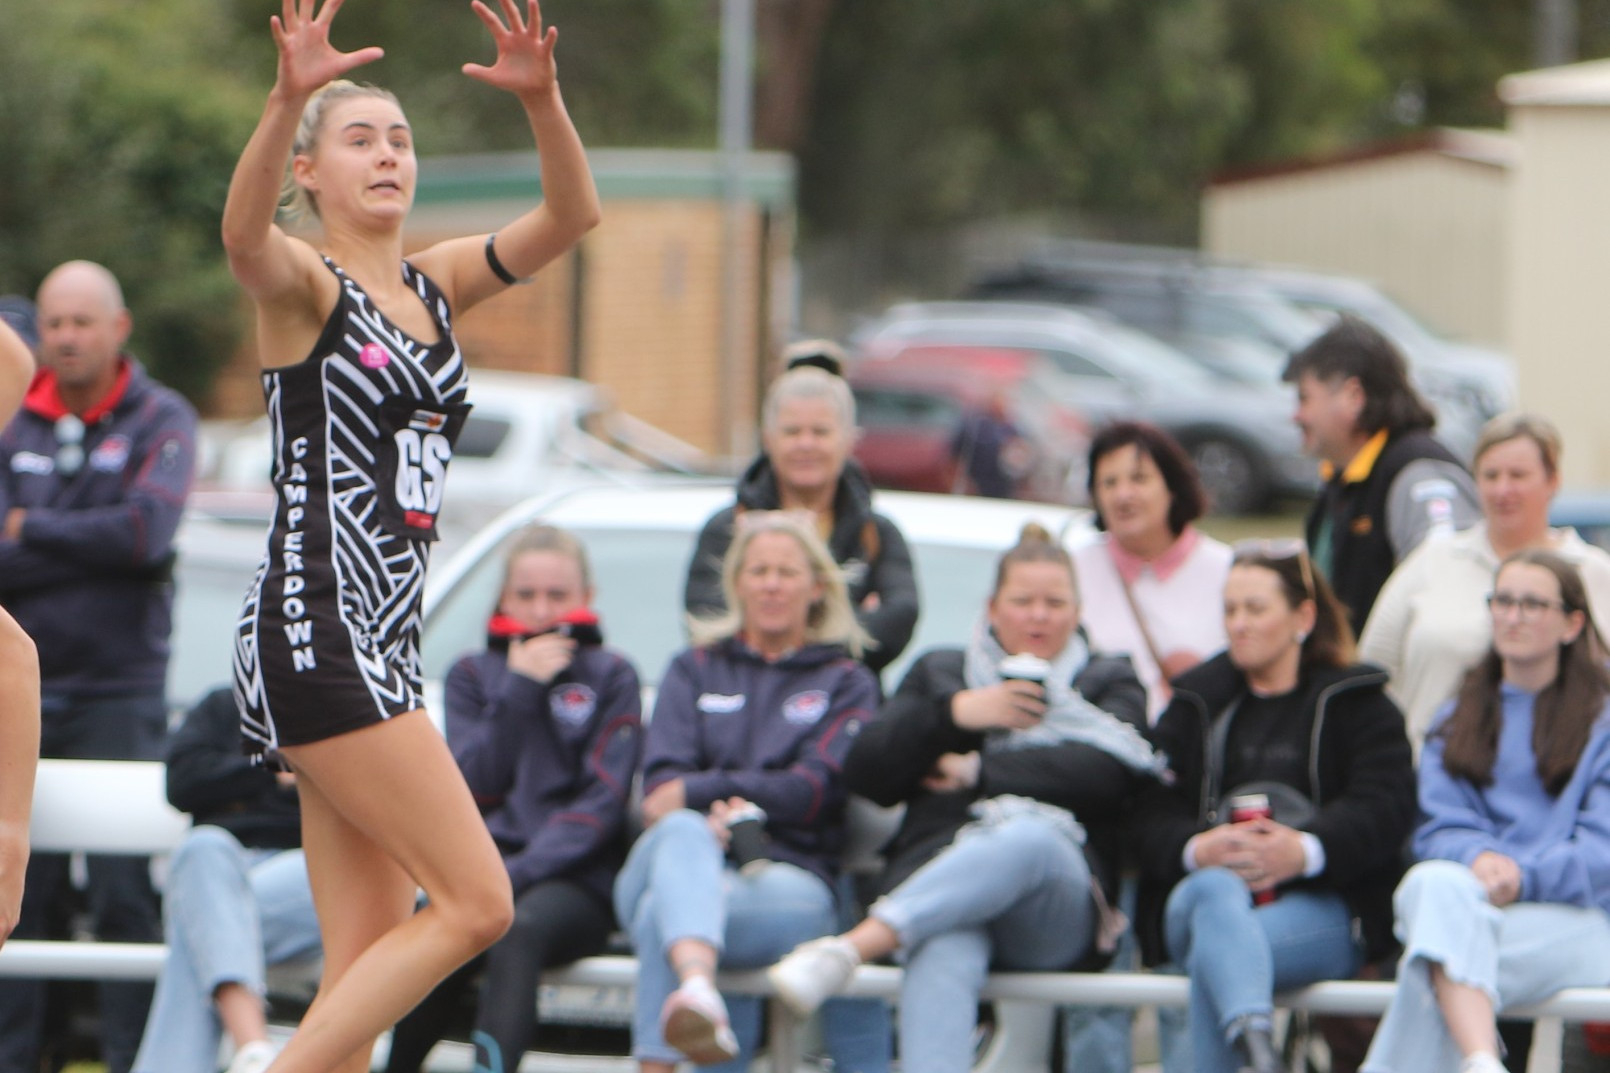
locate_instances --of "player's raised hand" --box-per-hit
[271,0,384,98]
[464,0,560,100]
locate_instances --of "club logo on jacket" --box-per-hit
[783,690,829,726]
[90,435,131,472]
[697,692,745,714]
[551,683,597,726]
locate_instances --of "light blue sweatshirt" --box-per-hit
[1416,683,1610,911]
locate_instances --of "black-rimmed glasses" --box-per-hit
[53,415,85,477]
[1486,592,1567,620]
[1232,537,1315,601]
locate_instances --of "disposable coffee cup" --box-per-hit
[724,804,770,875]
[998,653,1051,685]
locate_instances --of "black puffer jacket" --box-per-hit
[1131,653,1416,967]
[683,455,918,674]
[845,646,1148,918]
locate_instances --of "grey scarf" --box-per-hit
[963,617,1163,774]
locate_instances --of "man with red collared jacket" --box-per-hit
[0,261,197,1073]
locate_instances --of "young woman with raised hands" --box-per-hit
[220,1,599,1070]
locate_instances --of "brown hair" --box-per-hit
[1281,314,1437,436]
[992,522,1077,601]
[1230,542,1356,669]
[1086,421,1207,535]
[1437,549,1610,795]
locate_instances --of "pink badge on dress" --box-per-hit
[359,343,390,369]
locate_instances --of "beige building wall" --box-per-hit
[1202,138,1511,346]
[1501,61,1610,487]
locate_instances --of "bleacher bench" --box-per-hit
[5,759,1607,1073]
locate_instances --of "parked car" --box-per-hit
[850,301,1314,514]
[964,245,1503,460]
[847,346,1091,504]
[203,371,722,543]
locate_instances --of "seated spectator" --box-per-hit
[383,525,641,1073]
[130,687,318,1073]
[767,522,1157,1073]
[1362,551,1610,1073]
[0,312,38,951]
[1362,413,1610,750]
[1132,541,1416,1073]
[617,511,882,1071]
[685,361,918,677]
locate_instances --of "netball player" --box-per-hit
[220,1,599,1069]
[0,316,40,951]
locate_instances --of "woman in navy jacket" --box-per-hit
[385,525,641,1073]
[615,510,879,1071]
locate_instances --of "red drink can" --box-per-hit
[1228,793,1276,905]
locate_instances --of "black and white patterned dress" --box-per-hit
[234,258,471,758]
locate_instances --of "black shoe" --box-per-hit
[1236,1025,1281,1073]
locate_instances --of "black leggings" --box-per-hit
[385,878,615,1073]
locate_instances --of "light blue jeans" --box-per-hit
[869,814,1096,1073]
[1164,867,1360,1073]
[131,827,320,1073]
[613,809,890,1071]
[1362,860,1610,1072]
[1061,875,1190,1073]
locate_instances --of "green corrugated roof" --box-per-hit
[417,147,795,207]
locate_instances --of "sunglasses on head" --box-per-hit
[1232,537,1315,601]
[53,415,85,477]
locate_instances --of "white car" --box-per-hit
[202,371,721,545]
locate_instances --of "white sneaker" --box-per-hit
[661,975,740,1065]
[1460,1053,1507,1073]
[767,935,861,1017]
[226,1040,277,1073]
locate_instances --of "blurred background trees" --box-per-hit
[1,0,1607,402]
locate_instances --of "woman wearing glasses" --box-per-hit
[1361,551,1610,1073]
[1361,413,1610,750]
[1132,541,1416,1073]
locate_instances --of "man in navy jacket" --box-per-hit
[0,261,198,1073]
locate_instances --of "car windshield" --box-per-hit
[421,524,1005,693]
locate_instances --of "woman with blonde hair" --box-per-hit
[1362,412,1610,748]
[219,0,599,1068]
[616,512,880,1070]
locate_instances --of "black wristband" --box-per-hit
[485,232,524,286]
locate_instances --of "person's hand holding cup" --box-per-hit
[952,653,1050,731]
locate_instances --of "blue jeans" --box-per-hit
[1061,875,1190,1073]
[613,809,889,1071]
[131,828,321,1073]
[869,814,1095,1073]
[1164,867,1360,1073]
[1362,860,1610,1073]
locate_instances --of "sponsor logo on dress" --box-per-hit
[552,683,598,726]
[89,435,131,472]
[359,343,390,369]
[782,689,830,726]
[697,692,746,714]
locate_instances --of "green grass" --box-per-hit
[1198,501,1307,545]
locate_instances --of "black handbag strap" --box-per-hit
[1203,695,1242,824]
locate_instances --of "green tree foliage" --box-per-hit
[0,0,261,402]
